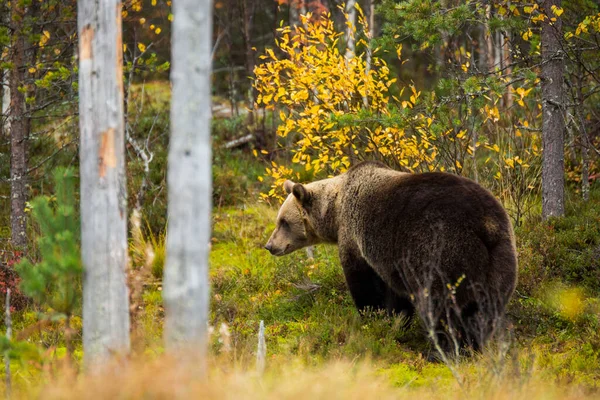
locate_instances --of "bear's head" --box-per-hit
[264,180,318,256]
[265,176,342,256]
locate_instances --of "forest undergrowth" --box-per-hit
[0,84,599,398]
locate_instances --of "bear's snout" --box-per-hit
[264,242,273,253]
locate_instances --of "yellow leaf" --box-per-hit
[155,27,162,34]
[138,43,146,52]
[551,5,563,17]
[39,30,51,47]
[139,18,146,25]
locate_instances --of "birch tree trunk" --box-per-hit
[345,0,356,60]
[541,0,565,219]
[363,0,375,107]
[576,65,590,202]
[1,2,9,140]
[289,1,299,29]
[484,5,495,72]
[1,71,9,138]
[242,0,255,125]
[9,0,28,249]
[501,31,513,108]
[78,0,131,365]
[163,0,212,362]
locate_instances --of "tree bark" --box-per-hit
[1,2,11,141]
[484,4,494,72]
[541,0,565,219]
[501,31,513,108]
[575,66,589,202]
[1,72,9,141]
[78,0,131,366]
[363,0,375,107]
[163,0,212,364]
[241,0,255,125]
[289,0,299,28]
[9,0,28,249]
[345,0,356,60]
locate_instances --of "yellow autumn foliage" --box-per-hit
[254,9,544,223]
[254,10,440,200]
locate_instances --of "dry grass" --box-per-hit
[1,353,591,400]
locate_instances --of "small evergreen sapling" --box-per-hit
[16,168,82,360]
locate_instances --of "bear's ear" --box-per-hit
[292,183,311,205]
[283,180,295,195]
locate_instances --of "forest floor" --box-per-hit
[1,83,600,398]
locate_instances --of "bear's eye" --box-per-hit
[280,218,289,229]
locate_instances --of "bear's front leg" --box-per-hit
[339,247,414,319]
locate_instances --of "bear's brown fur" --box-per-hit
[265,161,518,350]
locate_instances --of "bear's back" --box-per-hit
[342,162,510,247]
[340,162,515,291]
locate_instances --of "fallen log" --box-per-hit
[223,134,254,149]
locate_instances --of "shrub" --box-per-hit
[517,187,600,294]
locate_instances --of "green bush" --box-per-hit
[517,188,600,294]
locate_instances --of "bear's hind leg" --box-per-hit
[386,289,415,322]
[340,248,414,319]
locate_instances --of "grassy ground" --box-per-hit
[116,173,600,397]
[8,185,594,398]
[1,81,599,397]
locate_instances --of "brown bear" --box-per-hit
[264,161,518,352]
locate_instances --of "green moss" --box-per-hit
[516,187,600,294]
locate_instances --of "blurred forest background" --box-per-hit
[1,0,600,397]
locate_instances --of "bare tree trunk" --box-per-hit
[345,0,356,60]
[242,0,255,125]
[290,0,299,28]
[9,0,28,249]
[576,67,590,202]
[579,119,589,202]
[363,0,375,107]
[1,3,11,141]
[484,5,494,71]
[78,0,131,366]
[494,30,501,73]
[437,0,450,70]
[164,0,212,364]
[501,31,513,108]
[541,0,565,219]
[1,71,9,140]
